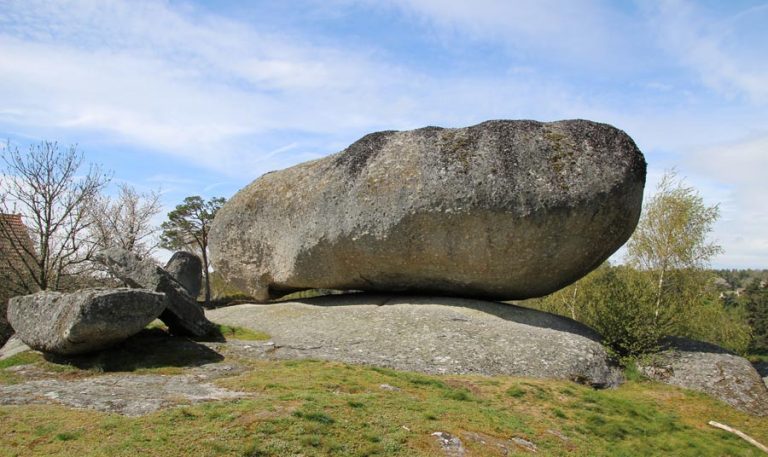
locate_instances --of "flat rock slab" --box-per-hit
[207,294,622,387]
[0,331,249,416]
[0,371,248,416]
[8,288,166,355]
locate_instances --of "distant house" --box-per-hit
[0,213,36,288]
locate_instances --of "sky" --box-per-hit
[0,0,766,268]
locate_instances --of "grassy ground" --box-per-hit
[2,347,767,457]
[748,351,768,364]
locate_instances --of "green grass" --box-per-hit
[2,356,767,456]
[0,350,40,370]
[212,323,271,341]
[149,319,271,342]
[747,351,768,364]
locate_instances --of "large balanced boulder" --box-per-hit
[98,248,215,337]
[164,252,203,298]
[7,288,165,355]
[210,119,646,301]
[639,337,768,416]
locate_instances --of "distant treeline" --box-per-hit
[712,269,768,290]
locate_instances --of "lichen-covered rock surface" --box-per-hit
[639,337,768,416]
[7,288,165,355]
[164,251,203,299]
[207,293,623,387]
[210,119,646,301]
[98,248,215,337]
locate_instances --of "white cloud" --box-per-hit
[647,0,768,103]
[375,0,638,68]
[0,0,631,178]
[0,0,428,175]
[1,0,766,267]
[682,135,768,268]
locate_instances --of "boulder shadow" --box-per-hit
[43,328,224,372]
[290,292,604,343]
[658,336,734,355]
[755,361,768,379]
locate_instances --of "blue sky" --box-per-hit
[1,0,767,268]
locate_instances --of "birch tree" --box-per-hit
[625,170,722,324]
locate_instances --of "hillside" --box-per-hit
[2,321,767,456]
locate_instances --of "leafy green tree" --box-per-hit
[581,266,665,357]
[626,170,722,324]
[529,170,752,357]
[744,280,768,353]
[160,196,225,305]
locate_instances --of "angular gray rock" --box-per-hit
[206,293,623,387]
[97,248,215,337]
[164,251,203,298]
[210,119,646,302]
[7,288,165,355]
[639,337,768,416]
[0,335,29,361]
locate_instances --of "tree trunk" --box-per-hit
[570,285,578,320]
[653,267,666,325]
[202,248,211,306]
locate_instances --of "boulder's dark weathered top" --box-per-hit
[7,288,165,355]
[98,248,214,337]
[207,293,623,387]
[639,337,768,416]
[164,251,203,299]
[210,119,646,302]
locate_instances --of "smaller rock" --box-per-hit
[639,337,768,416]
[164,252,203,299]
[0,335,30,360]
[379,383,401,392]
[431,432,466,457]
[97,248,215,337]
[546,429,570,442]
[512,437,538,453]
[7,288,165,355]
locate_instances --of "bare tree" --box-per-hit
[0,141,110,292]
[90,183,162,258]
